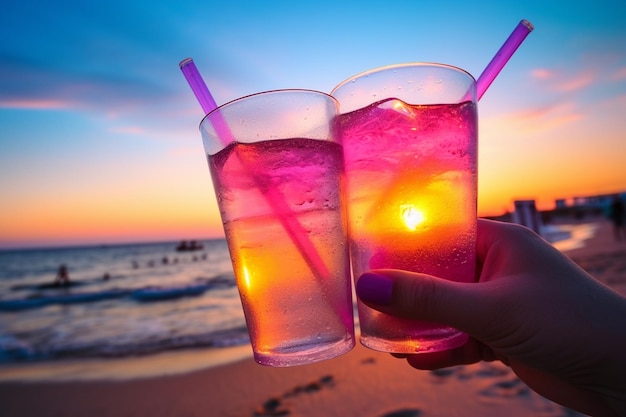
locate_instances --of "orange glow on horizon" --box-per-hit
[0,188,226,247]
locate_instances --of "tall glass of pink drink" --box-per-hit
[200,90,355,366]
[332,63,477,353]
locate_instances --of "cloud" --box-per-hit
[486,101,584,135]
[553,72,595,93]
[532,66,595,94]
[531,68,556,80]
[531,53,626,95]
[0,53,175,115]
[0,53,189,138]
[612,67,626,81]
[518,102,583,131]
[0,99,74,110]
[108,126,146,135]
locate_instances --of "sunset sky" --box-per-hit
[1,0,625,249]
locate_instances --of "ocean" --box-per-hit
[0,239,248,364]
[0,222,594,372]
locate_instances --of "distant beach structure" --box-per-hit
[508,190,626,226]
[555,190,626,218]
[512,199,543,234]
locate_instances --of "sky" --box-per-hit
[1,0,625,249]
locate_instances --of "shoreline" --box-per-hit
[0,344,253,383]
[0,219,617,384]
[549,222,599,252]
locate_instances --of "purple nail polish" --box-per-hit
[356,273,393,305]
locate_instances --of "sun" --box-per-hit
[400,204,425,231]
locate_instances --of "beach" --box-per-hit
[2,218,624,417]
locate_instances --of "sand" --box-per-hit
[2,218,624,417]
[562,220,626,298]
[0,343,579,417]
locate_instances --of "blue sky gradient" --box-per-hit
[1,0,625,248]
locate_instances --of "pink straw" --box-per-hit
[179,58,218,115]
[178,58,329,277]
[476,19,534,100]
[179,58,353,328]
[179,58,235,145]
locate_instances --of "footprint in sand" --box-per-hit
[429,368,456,378]
[429,362,510,382]
[253,375,335,416]
[479,377,530,398]
[427,367,457,384]
[283,374,335,396]
[455,362,509,381]
[379,409,422,417]
[253,397,290,416]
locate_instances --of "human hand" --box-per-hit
[356,219,626,417]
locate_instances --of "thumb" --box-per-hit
[356,270,494,338]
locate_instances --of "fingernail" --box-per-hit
[356,273,393,305]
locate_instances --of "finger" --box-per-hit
[356,270,495,338]
[475,218,524,280]
[404,339,490,370]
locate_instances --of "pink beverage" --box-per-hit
[204,118,354,366]
[333,64,478,353]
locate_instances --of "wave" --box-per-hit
[9,272,148,292]
[0,275,236,311]
[542,223,599,252]
[0,289,129,311]
[11,280,89,291]
[0,326,250,363]
[130,283,210,302]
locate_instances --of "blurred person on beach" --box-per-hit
[356,219,626,417]
[54,264,71,286]
[609,195,625,241]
